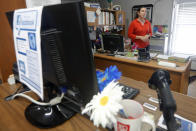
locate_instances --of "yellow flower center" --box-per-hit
[101,77,106,82]
[100,96,109,106]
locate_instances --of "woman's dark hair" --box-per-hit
[135,7,146,19]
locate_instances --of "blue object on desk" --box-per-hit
[119,109,128,118]
[96,65,121,92]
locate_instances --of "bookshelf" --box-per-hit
[85,7,125,36]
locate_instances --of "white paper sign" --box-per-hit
[87,11,96,23]
[13,7,44,100]
[158,114,196,131]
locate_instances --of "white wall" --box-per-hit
[112,0,174,38]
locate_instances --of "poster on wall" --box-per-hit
[132,4,153,23]
[153,25,168,38]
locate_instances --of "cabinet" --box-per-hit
[0,0,26,83]
[115,10,125,25]
[0,68,3,83]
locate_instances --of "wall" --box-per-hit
[111,0,174,38]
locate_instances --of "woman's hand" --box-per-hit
[145,35,150,39]
[136,35,150,42]
[140,35,150,42]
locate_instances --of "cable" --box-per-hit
[4,85,30,101]
[11,93,64,106]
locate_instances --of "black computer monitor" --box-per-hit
[102,33,124,53]
[7,1,98,128]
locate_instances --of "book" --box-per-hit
[98,12,103,25]
[84,2,100,8]
[168,54,190,63]
[156,54,169,60]
[105,12,109,25]
[109,12,114,25]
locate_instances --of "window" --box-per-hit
[169,0,196,55]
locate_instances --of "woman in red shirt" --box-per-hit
[128,7,152,50]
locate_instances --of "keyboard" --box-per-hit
[119,83,140,99]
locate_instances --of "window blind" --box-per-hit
[170,2,196,55]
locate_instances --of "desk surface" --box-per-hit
[0,77,196,131]
[94,53,191,73]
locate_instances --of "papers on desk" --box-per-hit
[168,54,190,63]
[150,53,158,58]
[158,61,176,68]
[115,55,137,60]
[158,114,196,131]
[156,54,190,63]
[156,54,169,60]
[13,7,44,99]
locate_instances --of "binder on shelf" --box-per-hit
[110,12,114,25]
[98,12,103,25]
[103,11,105,25]
[105,12,109,25]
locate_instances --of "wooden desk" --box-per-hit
[0,83,107,131]
[94,53,191,94]
[0,77,196,131]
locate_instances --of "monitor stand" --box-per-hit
[25,102,76,128]
[24,84,78,128]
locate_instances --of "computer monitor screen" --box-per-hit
[7,1,99,128]
[102,33,124,53]
[7,0,98,114]
[40,2,99,106]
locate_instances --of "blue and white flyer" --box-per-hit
[158,114,196,131]
[13,7,44,100]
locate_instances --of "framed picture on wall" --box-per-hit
[132,4,153,23]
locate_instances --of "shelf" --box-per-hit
[101,9,116,12]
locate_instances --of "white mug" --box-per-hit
[114,99,155,131]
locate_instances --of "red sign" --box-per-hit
[117,121,130,131]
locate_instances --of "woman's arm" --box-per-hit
[143,22,152,41]
[149,22,152,36]
[128,22,136,40]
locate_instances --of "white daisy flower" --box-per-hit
[82,80,124,128]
